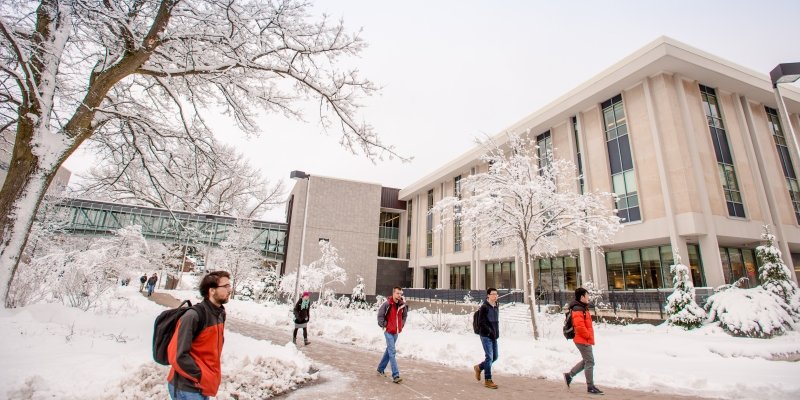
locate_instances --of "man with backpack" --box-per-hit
[139,274,147,292]
[147,273,158,297]
[563,287,604,395]
[473,287,500,389]
[376,286,408,384]
[166,271,230,400]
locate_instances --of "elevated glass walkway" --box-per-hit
[56,198,287,262]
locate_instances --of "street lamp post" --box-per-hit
[290,170,311,302]
[770,62,800,284]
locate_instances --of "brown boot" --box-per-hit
[473,365,481,381]
[484,379,498,389]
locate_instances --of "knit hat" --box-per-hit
[302,291,310,297]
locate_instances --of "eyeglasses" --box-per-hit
[215,284,232,289]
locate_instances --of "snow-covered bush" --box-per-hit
[373,295,387,311]
[705,286,793,338]
[351,275,367,305]
[415,307,458,333]
[665,256,706,329]
[279,241,347,300]
[756,229,800,321]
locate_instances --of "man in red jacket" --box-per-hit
[563,287,603,395]
[376,287,408,383]
[167,271,230,399]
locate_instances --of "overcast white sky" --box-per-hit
[63,0,800,222]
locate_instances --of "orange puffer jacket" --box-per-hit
[570,301,594,345]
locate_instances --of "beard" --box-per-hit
[214,292,230,305]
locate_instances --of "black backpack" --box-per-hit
[563,305,586,340]
[152,300,204,365]
[472,309,480,334]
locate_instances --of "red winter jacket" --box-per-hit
[167,300,226,396]
[570,301,595,345]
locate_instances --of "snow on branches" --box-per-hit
[756,227,800,320]
[429,131,620,339]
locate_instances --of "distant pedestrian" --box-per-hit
[293,291,312,346]
[376,287,408,384]
[473,287,499,389]
[147,273,158,297]
[139,274,147,292]
[563,287,603,395]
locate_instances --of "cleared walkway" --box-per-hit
[148,292,708,400]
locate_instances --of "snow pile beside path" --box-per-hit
[706,286,795,338]
[0,286,315,399]
[227,298,800,399]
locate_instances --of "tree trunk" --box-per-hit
[0,153,57,307]
[524,247,540,340]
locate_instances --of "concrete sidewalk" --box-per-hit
[148,292,708,400]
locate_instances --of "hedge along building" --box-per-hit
[399,36,800,294]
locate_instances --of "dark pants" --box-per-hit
[293,327,307,341]
[568,343,595,385]
[479,335,498,380]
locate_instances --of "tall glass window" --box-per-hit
[426,189,434,257]
[766,106,800,223]
[449,265,470,289]
[605,244,704,289]
[485,261,516,289]
[573,116,584,194]
[537,255,581,292]
[720,246,760,288]
[378,212,400,258]
[537,131,552,172]
[602,95,640,222]
[700,85,745,218]
[454,175,463,252]
[406,200,412,259]
[423,267,438,289]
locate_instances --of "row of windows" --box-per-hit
[378,212,400,258]
[536,255,581,293]
[606,244,704,290]
[766,107,800,223]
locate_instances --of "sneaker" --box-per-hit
[587,385,604,395]
[473,365,481,381]
[393,376,403,384]
[564,373,572,388]
[484,379,498,389]
[377,370,386,377]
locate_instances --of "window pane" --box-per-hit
[565,257,579,290]
[613,173,626,195]
[719,248,731,284]
[624,170,637,193]
[552,257,564,291]
[608,140,622,174]
[729,248,746,286]
[606,251,624,290]
[619,134,633,171]
[742,249,758,287]
[623,249,643,289]
[660,245,675,286]
[641,247,662,289]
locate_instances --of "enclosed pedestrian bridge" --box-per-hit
[56,198,287,263]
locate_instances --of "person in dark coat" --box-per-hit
[293,291,312,345]
[473,287,500,389]
[147,273,158,297]
[139,274,147,292]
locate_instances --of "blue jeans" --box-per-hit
[167,383,208,400]
[147,283,155,296]
[479,335,498,380]
[377,331,400,378]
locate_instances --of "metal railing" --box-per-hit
[536,288,714,319]
[402,288,525,304]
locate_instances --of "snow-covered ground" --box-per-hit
[3,274,800,400]
[219,295,800,400]
[0,285,316,399]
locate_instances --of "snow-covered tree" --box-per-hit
[430,132,620,339]
[0,0,400,306]
[665,253,706,329]
[207,218,263,299]
[705,285,793,338]
[77,143,285,218]
[756,227,800,320]
[280,240,346,300]
[351,274,367,307]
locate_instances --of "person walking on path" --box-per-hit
[376,286,408,384]
[563,287,604,395]
[473,287,500,389]
[139,274,148,292]
[147,273,158,297]
[167,271,230,400]
[293,291,312,346]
